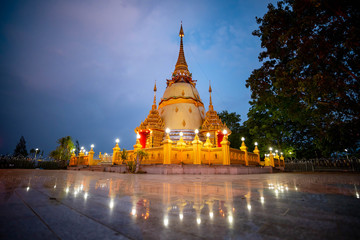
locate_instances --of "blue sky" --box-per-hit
[0,0,276,155]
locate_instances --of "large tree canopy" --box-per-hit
[246,0,360,157]
[49,136,75,162]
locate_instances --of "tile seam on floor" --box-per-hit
[34,188,133,240]
[14,189,61,240]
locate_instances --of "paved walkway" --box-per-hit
[0,169,359,239]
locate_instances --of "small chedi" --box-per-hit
[69,24,285,168]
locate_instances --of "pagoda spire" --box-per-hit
[174,22,189,73]
[209,81,213,111]
[153,80,157,109]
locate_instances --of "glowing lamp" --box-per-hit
[223,129,228,135]
[275,150,278,153]
[241,137,245,141]
[345,149,348,152]
[289,152,292,155]
[115,138,120,144]
[269,147,273,151]
[81,146,84,150]
[281,152,283,155]
[91,144,94,148]
[206,132,210,138]
[35,148,39,151]
[179,132,183,137]
[254,142,258,146]
[195,129,199,134]
[166,128,170,134]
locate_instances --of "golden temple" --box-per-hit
[69,24,285,168]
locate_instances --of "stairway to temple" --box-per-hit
[88,165,105,172]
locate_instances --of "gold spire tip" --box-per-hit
[179,23,184,37]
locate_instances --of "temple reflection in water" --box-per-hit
[41,172,357,228]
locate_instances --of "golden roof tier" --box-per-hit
[135,82,165,148]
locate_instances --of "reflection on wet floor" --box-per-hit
[0,170,360,239]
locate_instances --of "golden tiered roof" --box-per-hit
[201,82,230,133]
[136,82,164,132]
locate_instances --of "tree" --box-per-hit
[49,136,75,163]
[120,149,128,164]
[218,110,246,148]
[134,149,148,173]
[13,136,28,157]
[246,0,360,157]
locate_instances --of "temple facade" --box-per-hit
[69,24,285,168]
[135,24,229,148]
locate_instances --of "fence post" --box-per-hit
[253,142,260,165]
[112,141,120,165]
[88,147,94,166]
[192,132,202,165]
[221,136,230,165]
[162,130,173,164]
[240,138,248,166]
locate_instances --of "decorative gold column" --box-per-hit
[88,144,94,166]
[269,148,275,167]
[221,132,230,165]
[112,139,120,165]
[280,152,285,167]
[162,128,173,164]
[192,129,202,165]
[240,137,248,166]
[253,142,260,164]
[134,133,142,152]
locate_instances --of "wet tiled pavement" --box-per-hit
[0,169,359,239]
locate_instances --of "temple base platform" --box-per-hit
[68,164,273,175]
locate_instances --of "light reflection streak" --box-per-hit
[247,204,252,211]
[164,217,169,227]
[209,212,214,219]
[131,208,136,216]
[109,199,114,209]
[228,215,233,224]
[196,217,201,225]
[179,213,183,220]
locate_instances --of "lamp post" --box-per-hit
[34,148,39,160]
[345,149,349,161]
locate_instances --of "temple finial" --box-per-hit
[179,22,184,37]
[209,81,213,110]
[174,22,189,73]
[153,80,157,107]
